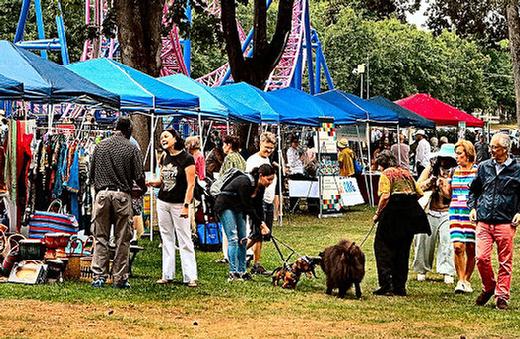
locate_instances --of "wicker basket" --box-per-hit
[79,257,113,284]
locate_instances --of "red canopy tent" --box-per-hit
[395,93,484,127]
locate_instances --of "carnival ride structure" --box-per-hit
[14,0,70,64]
[81,0,334,94]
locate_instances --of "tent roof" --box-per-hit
[0,74,23,99]
[369,96,435,128]
[159,74,260,123]
[214,83,349,126]
[0,41,119,108]
[317,90,398,123]
[66,58,198,111]
[268,88,356,125]
[395,93,484,127]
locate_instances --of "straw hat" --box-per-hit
[415,129,426,136]
[337,137,348,149]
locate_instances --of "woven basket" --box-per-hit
[79,257,113,284]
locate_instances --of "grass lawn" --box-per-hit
[0,205,519,338]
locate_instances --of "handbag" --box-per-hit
[28,200,79,239]
[418,190,433,213]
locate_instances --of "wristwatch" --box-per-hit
[183,203,189,208]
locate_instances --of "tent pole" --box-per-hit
[366,122,374,207]
[356,124,370,206]
[226,119,230,134]
[397,124,401,168]
[245,123,253,149]
[277,124,283,226]
[149,114,158,241]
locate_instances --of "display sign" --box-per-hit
[317,118,342,217]
[339,177,365,206]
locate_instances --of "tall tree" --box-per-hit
[426,0,520,125]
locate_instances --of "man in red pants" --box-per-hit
[468,133,520,310]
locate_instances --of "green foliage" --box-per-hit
[0,0,86,63]
[314,6,497,114]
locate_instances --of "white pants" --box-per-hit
[413,210,455,276]
[157,199,198,282]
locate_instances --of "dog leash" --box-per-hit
[358,222,377,248]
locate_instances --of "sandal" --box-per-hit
[156,278,173,284]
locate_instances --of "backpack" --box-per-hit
[209,168,254,198]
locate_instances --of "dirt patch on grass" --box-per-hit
[0,299,486,338]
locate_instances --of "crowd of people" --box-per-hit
[88,116,517,311]
[372,129,519,311]
[89,117,284,287]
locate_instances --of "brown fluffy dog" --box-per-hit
[320,240,365,298]
[272,256,321,289]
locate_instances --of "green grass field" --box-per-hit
[1,205,519,337]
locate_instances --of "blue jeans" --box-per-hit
[219,209,247,273]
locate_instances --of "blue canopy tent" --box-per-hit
[369,96,435,129]
[66,58,198,111]
[267,87,357,125]
[158,74,260,123]
[0,41,119,108]
[212,82,330,126]
[0,74,23,100]
[317,90,398,123]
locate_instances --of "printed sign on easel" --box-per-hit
[317,118,342,217]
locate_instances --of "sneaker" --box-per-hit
[251,264,270,275]
[114,281,131,289]
[227,272,243,282]
[444,275,455,284]
[156,278,173,285]
[464,281,473,293]
[186,280,198,288]
[416,273,426,281]
[454,280,466,294]
[240,272,253,281]
[496,298,508,310]
[91,279,105,288]
[476,290,494,306]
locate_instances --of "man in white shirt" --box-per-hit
[286,137,304,176]
[246,131,277,275]
[414,130,431,176]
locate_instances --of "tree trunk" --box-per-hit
[221,0,295,88]
[506,2,520,127]
[113,0,164,166]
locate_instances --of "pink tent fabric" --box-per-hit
[395,93,484,127]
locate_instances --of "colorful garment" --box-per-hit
[338,147,355,177]
[449,165,478,243]
[378,167,423,196]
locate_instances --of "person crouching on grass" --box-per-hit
[214,164,275,282]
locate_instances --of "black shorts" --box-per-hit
[249,202,274,241]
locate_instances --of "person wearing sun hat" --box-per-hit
[413,143,457,285]
[338,137,355,177]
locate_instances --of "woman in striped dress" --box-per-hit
[449,140,478,294]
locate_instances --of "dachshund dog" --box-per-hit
[272,256,322,289]
[320,240,365,299]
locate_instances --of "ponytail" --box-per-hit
[251,164,275,185]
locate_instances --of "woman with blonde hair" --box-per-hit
[449,139,478,293]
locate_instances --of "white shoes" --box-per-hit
[417,273,426,281]
[454,280,465,293]
[454,280,473,293]
[444,275,455,284]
